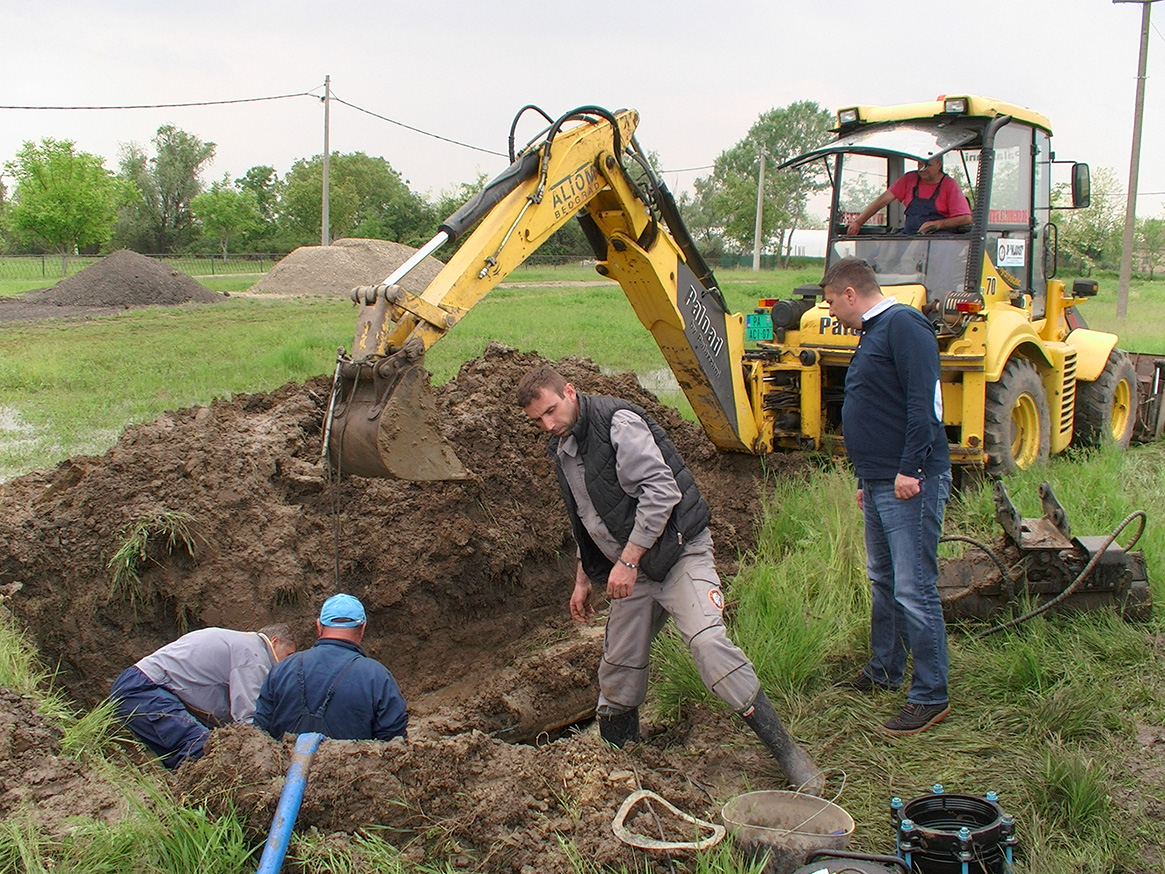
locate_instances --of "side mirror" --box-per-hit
[1072,163,1091,209]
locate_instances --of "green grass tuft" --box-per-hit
[107,510,202,604]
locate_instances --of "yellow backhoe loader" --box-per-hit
[320,100,1159,620]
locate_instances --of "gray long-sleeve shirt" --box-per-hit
[556,408,683,561]
[133,627,277,724]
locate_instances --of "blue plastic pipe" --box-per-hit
[255,732,325,874]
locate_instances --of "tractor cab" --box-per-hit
[781,95,1091,324]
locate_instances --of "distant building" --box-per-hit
[782,229,828,259]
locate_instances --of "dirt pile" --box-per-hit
[248,238,446,297]
[0,250,222,322]
[0,341,793,871]
[0,687,127,830]
[175,712,768,874]
[0,343,773,712]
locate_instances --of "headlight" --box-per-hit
[943,97,968,115]
[837,108,860,125]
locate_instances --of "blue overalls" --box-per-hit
[903,174,947,234]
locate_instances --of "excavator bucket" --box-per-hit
[325,358,471,481]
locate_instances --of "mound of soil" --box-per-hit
[0,342,808,869]
[0,250,222,322]
[175,711,772,874]
[248,238,446,298]
[0,343,775,712]
[0,687,127,830]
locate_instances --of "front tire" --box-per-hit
[985,358,1050,477]
[1072,348,1137,449]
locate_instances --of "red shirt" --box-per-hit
[889,172,971,218]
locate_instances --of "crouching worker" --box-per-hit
[517,366,824,795]
[254,594,408,742]
[110,624,297,770]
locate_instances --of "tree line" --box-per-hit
[2,104,1162,278]
[0,104,839,270]
[0,126,466,268]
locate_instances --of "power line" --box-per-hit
[0,91,319,111]
[330,94,719,176]
[0,84,723,178]
[330,93,507,159]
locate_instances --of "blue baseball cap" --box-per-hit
[319,593,366,628]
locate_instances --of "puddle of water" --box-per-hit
[635,368,680,394]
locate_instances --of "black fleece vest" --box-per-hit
[550,394,711,583]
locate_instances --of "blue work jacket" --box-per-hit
[254,638,408,742]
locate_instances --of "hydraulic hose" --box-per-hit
[255,731,325,874]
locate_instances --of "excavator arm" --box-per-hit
[326,106,762,480]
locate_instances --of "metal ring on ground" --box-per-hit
[611,788,727,851]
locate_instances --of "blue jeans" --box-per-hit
[861,472,951,705]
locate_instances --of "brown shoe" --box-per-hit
[882,702,951,736]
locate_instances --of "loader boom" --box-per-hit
[327,106,760,479]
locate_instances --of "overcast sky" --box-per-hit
[3,0,1164,219]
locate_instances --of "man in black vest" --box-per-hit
[517,366,823,795]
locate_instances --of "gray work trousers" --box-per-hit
[597,533,760,714]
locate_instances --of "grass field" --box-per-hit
[1,261,1164,871]
[0,265,819,479]
[2,262,1162,480]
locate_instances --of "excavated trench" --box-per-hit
[0,344,773,734]
[0,248,818,873]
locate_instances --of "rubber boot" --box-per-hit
[739,690,824,796]
[597,706,639,749]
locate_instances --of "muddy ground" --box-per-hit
[1,248,1163,873]
[0,325,804,872]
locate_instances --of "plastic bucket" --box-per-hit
[721,791,855,874]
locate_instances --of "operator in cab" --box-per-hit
[846,157,971,236]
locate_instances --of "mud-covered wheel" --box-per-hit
[985,358,1050,476]
[1072,348,1138,449]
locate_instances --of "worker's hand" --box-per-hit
[855,488,864,510]
[894,474,921,500]
[569,576,594,622]
[846,220,862,236]
[606,561,638,601]
[918,221,938,235]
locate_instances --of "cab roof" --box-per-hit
[839,95,1052,133]
[779,95,1053,170]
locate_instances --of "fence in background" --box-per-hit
[0,253,280,281]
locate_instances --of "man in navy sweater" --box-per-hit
[254,594,408,742]
[822,257,952,735]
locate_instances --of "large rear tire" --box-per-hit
[1072,348,1137,449]
[985,358,1050,477]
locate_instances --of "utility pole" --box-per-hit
[1113,0,1158,319]
[752,150,766,271]
[321,75,331,247]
